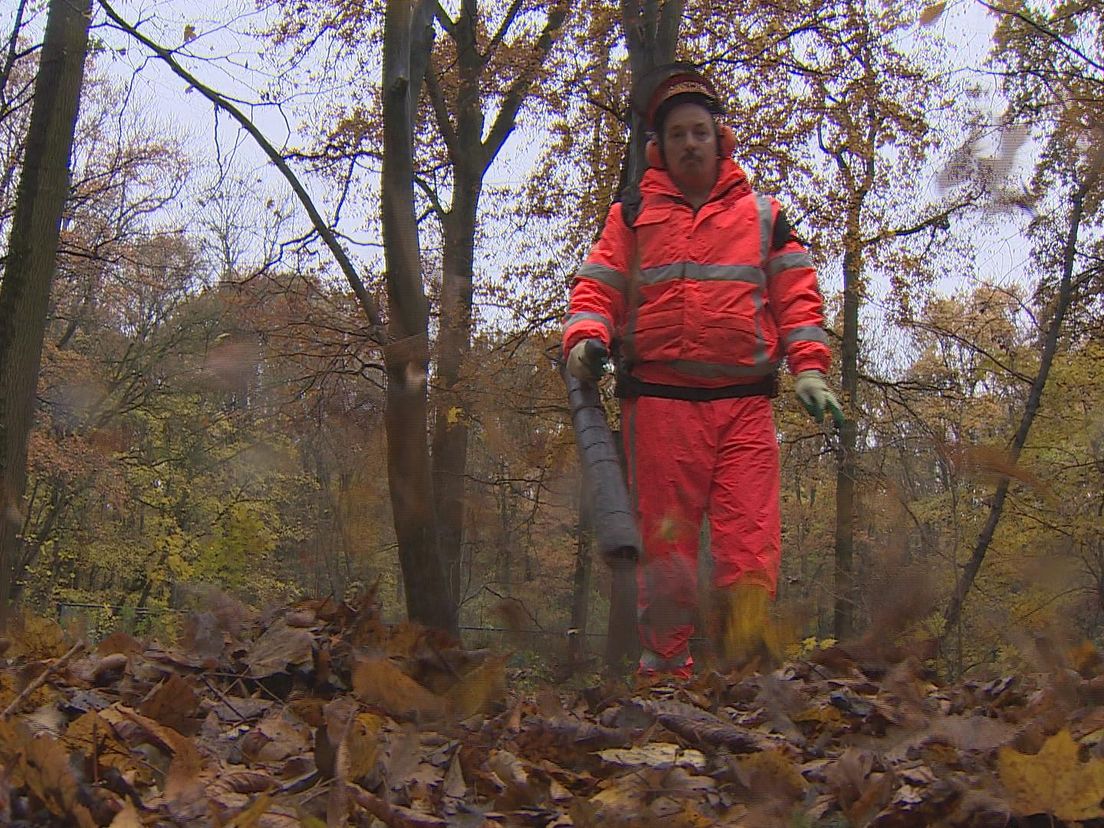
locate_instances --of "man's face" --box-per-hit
[661,102,719,194]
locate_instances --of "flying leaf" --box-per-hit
[352,657,447,719]
[918,2,946,25]
[446,653,507,717]
[998,729,1104,820]
[183,25,197,43]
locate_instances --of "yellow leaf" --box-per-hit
[446,406,463,426]
[183,24,197,43]
[918,2,946,25]
[998,729,1104,821]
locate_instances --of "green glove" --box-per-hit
[794,370,844,427]
[566,338,609,382]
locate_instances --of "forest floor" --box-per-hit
[1,590,1103,827]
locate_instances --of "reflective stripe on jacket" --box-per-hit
[562,158,830,387]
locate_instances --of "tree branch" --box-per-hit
[482,0,570,174]
[424,55,461,161]
[975,0,1104,76]
[97,0,384,338]
[484,0,525,62]
[862,199,974,246]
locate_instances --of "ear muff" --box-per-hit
[645,124,737,169]
[718,124,736,158]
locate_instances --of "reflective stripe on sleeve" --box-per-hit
[767,252,814,277]
[784,326,829,345]
[577,262,627,292]
[563,311,613,337]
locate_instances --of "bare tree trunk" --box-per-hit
[618,0,686,195]
[941,168,1099,650]
[428,0,569,619]
[834,247,860,639]
[0,0,92,612]
[432,184,478,607]
[381,0,455,635]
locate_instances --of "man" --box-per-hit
[562,63,843,678]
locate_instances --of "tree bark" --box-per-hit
[940,167,1099,651]
[0,0,93,611]
[381,0,455,635]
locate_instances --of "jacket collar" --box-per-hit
[639,157,751,206]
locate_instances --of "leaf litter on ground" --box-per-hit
[2,589,1104,826]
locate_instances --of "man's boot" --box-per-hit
[714,579,781,671]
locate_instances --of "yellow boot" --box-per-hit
[715,578,782,671]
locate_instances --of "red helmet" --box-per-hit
[632,62,724,133]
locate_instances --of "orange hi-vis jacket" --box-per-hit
[562,158,830,388]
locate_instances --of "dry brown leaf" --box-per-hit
[6,614,68,660]
[245,620,313,678]
[138,674,200,735]
[96,632,143,656]
[220,793,271,827]
[998,729,1104,820]
[598,743,707,771]
[352,657,447,719]
[733,748,807,800]
[100,704,208,799]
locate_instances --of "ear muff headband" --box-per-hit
[645,125,737,169]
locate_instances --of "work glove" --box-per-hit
[566,338,609,382]
[794,370,844,428]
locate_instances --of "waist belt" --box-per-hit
[616,371,779,401]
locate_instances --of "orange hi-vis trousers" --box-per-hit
[621,394,781,675]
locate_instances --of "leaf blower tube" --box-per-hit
[564,341,641,562]
[564,341,641,670]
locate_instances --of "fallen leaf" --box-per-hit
[108,803,143,827]
[598,743,707,771]
[19,734,97,827]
